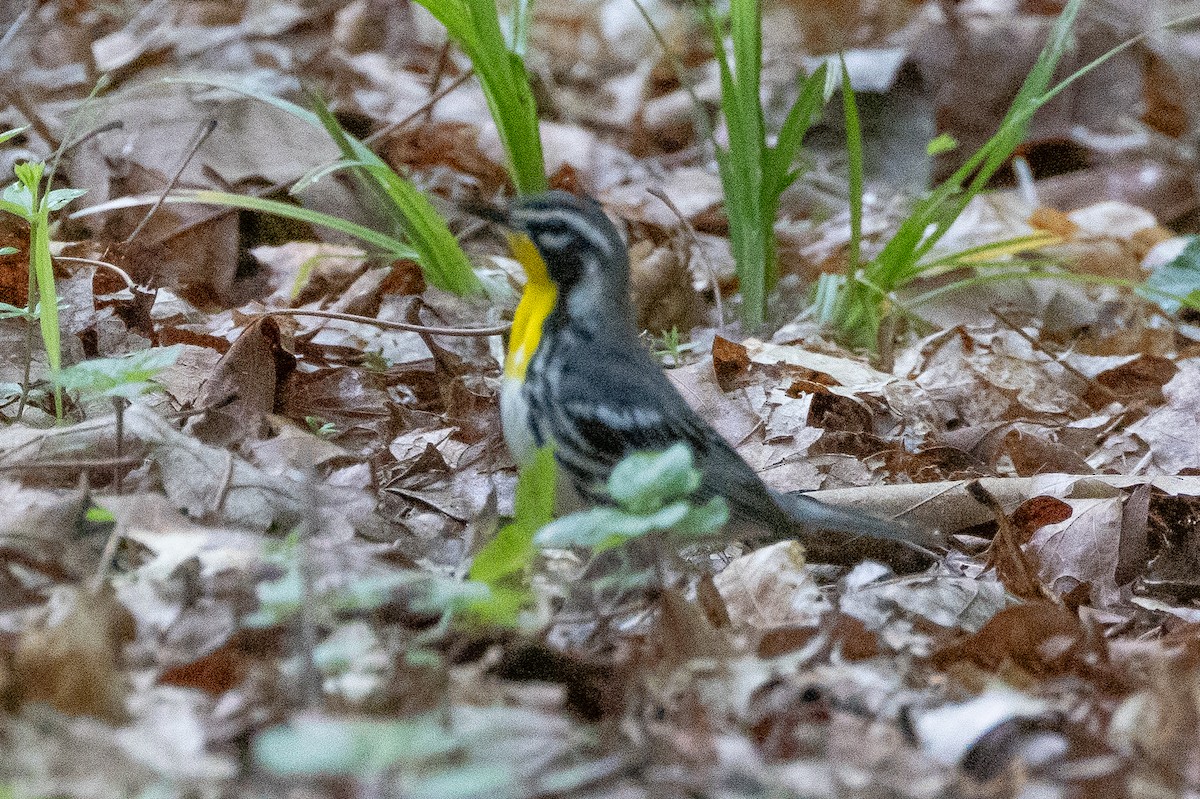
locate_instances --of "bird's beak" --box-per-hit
[464,198,515,230]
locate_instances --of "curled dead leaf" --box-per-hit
[12,587,134,722]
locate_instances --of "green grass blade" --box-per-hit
[71,189,421,260]
[707,0,771,327]
[29,209,62,419]
[905,268,1200,314]
[413,0,546,195]
[307,95,482,295]
[469,445,556,586]
[163,75,318,124]
[510,0,534,57]
[0,126,28,145]
[765,63,828,197]
[832,0,1088,349]
[163,75,480,294]
[841,59,864,281]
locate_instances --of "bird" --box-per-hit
[490,190,938,567]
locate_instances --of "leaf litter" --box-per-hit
[4,1,1200,797]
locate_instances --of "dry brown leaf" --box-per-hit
[1126,360,1200,475]
[1026,496,1125,606]
[158,635,248,697]
[12,587,133,722]
[714,541,828,631]
[986,491,1064,601]
[932,601,1116,687]
[187,315,295,446]
[666,358,762,446]
[250,243,368,307]
[277,366,395,455]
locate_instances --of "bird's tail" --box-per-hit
[775,490,942,551]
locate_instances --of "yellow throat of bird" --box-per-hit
[504,234,557,380]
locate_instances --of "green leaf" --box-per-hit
[13,160,43,191]
[0,246,16,256]
[765,62,828,197]
[459,585,527,626]
[406,763,517,799]
[247,563,496,628]
[0,125,28,145]
[1140,235,1200,314]
[469,445,556,584]
[44,187,88,211]
[55,345,183,399]
[409,0,546,195]
[606,443,700,513]
[86,506,116,523]
[926,133,957,156]
[0,301,33,319]
[29,204,63,419]
[669,496,730,538]
[1,181,34,219]
[533,443,730,550]
[254,715,459,776]
[535,502,690,548]
[841,55,864,283]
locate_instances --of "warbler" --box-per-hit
[494,190,935,564]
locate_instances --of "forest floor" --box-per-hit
[2,1,1200,797]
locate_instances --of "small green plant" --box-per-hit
[303,92,484,295]
[254,713,461,778]
[822,0,1098,349]
[702,0,830,328]
[305,415,338,438]
[245,530,494,629]
[74,78,482,297]
[1138,236,1200,313]
[0,126,88,421]
[535,443,728,551]
[55,345,182,401]
[652,326,685,367]
[413,0,546,195]
[466,444,556,624]
[467,444,727,623]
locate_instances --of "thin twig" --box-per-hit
[56,256,137,288]
[0,456,145,471]
[990,306,1119,403]
[164,392,239,421]
[15,265,36,421]
[123,118,218,245]
[0,1,34,55]
[628,0,717,149]
[425,39,454,124]
[90,513,125,594]
[45,74,112,191]
[112,396,124,493]
[362,68,475,146]
[256,307,510,337]
[62,119,123,153]
[0,89,60,152]
[647,187,726,327]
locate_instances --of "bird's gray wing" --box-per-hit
[548,344,932,549]
[546,345,794,532]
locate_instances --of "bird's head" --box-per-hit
[502,190,629,297]
[481,190,635,378]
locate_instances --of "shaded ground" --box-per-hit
[3,1,1200,797]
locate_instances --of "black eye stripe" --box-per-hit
[531,211,614,256]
